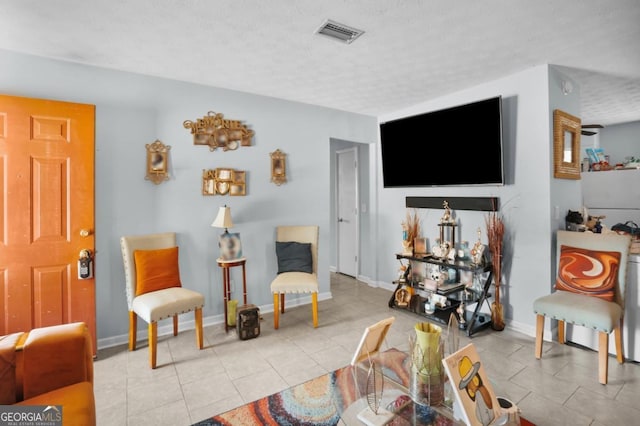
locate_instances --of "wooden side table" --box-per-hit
[217,257,247,332]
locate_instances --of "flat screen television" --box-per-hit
[380,96,504,187]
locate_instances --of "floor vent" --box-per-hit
[315,19,364,44]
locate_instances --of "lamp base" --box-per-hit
[219,232,242,260]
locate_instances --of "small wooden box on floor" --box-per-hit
[237,304,260,340]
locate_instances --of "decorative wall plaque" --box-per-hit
[183,111,254,152]
[145,140,171,184]
[202,168,246,196]
[270,149,287,185]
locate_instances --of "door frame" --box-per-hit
[335,147,360,278]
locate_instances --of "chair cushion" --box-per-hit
[555,245,620,301]
[276,241,312,274]
[0,332,22,404]
[271,272,318,294]
[16,381,95,426]
[134,247,182,296]
[533,290,622,333]
[132,287,204,323]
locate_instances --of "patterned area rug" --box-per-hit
[192,349,535,426]
[193,349,409,426]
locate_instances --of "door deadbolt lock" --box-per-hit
[78,249,93,280]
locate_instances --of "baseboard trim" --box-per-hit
[97,291,333,350]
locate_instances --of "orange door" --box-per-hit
[0,94,96,353]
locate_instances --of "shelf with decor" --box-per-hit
[388,253,494,337]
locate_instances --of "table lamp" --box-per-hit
[212,205,242,260]
[211,205,233,234]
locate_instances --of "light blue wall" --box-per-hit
[548,66,583,285]
[0,49,377,345]
[2,48,576,342]
[598,120,640,165]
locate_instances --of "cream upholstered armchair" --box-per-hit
[270,225,319,329]
[120,232,204,368]
[533,230,631,384]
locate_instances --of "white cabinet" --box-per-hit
[566,255,640,361]
[581,169,640,226]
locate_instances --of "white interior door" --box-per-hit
[336,148,358,277]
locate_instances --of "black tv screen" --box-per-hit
[380,96,504,187]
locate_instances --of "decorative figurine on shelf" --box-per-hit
[440,201,455,225]
[429,267,448,287]
[471,227,485,265]
[457,301,466,326]
[398,259,410,283]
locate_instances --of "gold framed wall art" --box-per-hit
[553,109,581,180]
[202,168,246,196]
[183,111,254,152]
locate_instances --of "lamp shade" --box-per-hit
[211,206,233,229]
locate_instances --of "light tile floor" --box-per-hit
[94,274,640,425]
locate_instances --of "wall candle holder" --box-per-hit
[145,139,171,184]
[270,149,287,185]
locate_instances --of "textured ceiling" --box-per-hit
[1,0,639,126]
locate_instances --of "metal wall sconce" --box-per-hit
[145,140,171,184]
[270,149,287,185]
[183,111,254,152]
[202,168,246,196]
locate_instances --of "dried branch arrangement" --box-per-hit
[404,209,420,243]
[485,211,505,330]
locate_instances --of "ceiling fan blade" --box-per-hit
[582,124,604,129]
[581,130,597,136]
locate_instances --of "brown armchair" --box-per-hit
[0,322,95,425]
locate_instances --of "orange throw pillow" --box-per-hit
[555,245,620,301]
[134,247,182,296]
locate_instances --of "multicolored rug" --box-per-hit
[192,349,535,426]
[193,349,410,426]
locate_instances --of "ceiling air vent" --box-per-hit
[315,19,364,44]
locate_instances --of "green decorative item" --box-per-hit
[410,322,444,405]
[227,299,238,326]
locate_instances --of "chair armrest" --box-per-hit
[21,323,93,400]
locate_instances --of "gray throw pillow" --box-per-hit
[276,241,313,274]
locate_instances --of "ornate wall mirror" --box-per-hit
[183,111,254,152]
[202,168,246,196]
[553,109,581,179]
[145,140,171,184]
[270,149,287,185]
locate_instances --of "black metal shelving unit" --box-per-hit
[389,253,494,336]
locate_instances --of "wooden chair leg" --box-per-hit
[280,293,285,313]
[149,322,158,369]
[312,292,318,328]
[535,314,544,359]
[614,321,624,364]
[557,319,565,344]
[273,293,279,329]
[128,311,137,351]
[195,308,203,349]
[173,315,179,336]
[598,331,609,384]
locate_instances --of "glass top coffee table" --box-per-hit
[197,348,458,425]
[337,348,457,425]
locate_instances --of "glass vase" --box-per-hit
[409,323,445,406]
